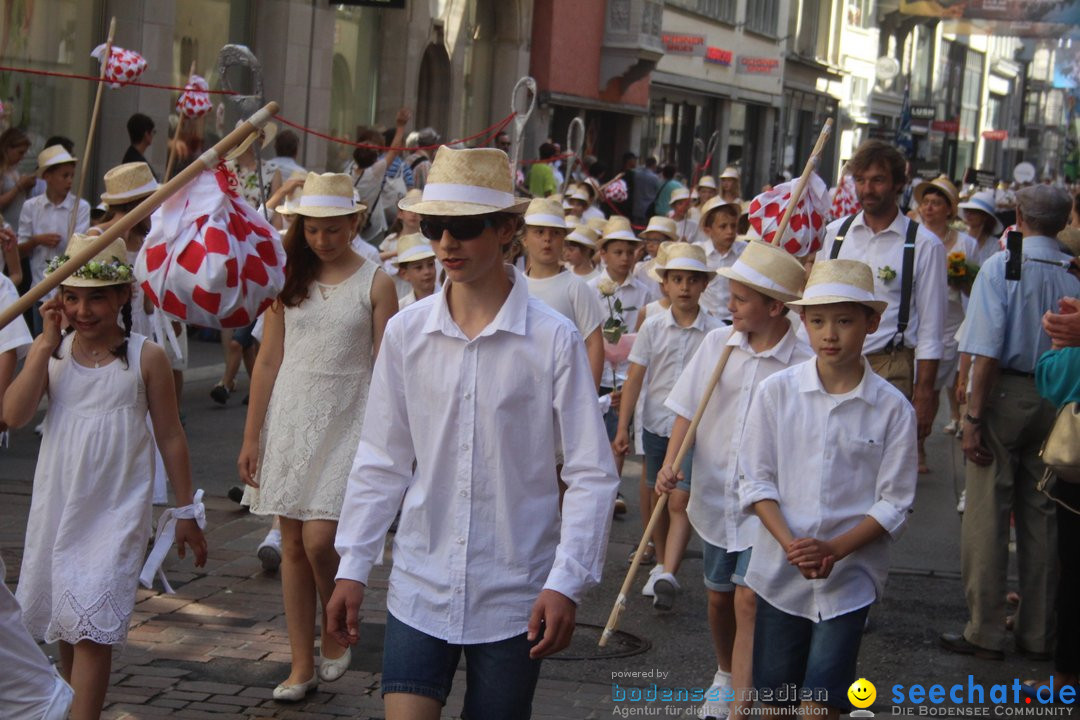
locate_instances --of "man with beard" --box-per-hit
[818,140,946,448]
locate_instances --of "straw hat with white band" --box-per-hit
[100,162,159,206]
[568,185,591,203]
[566,224,599,249]
[586,217,607,234]
[716,240,806,303]
[697,175,717,190]
[914,175,959,216]
[699,195,742,226]
[391,233,436,267]
[288,172,366,218]
[646,241,675,283]
[654,242,709,277]
[398,146,530,216]
[719,166,740,181]
[642,216,678,241]
[957,189,1004,235]
[787,259,887,315]
[37,145,78,176]
[600,216,640,247]
[524,198,568,229]
[669,186,691,205]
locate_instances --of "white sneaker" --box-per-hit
[641,564,665,597]
[651,572,680,611]
[258,529,282,572]
[700,667,732,718]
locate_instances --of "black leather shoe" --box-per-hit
[939,632,1004,660]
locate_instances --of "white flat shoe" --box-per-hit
[272,674,318,702]
[318,646,352,683]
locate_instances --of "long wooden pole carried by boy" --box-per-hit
[69,17,116,238]
[164,61,198,181]
[0,101,281,332]
[599,118,834,647]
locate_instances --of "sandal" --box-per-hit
[628,542,656,566]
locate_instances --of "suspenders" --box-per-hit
[830,212,919,348]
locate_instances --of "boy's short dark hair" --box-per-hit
[44,136,75,154]
[847,140,906,187]
[275,129,300,158]
[661,164,677,180]
[352,128,384,169]
[704,203,739,228]
[601,238,635,254]
[126,114,154,144]
[538,142,556,160]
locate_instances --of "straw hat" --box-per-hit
[45,234,134,287]
[914,175,959,215]
[37,145,77,175]
[392,233,436,266]
[564,214,582,227]
[646,241,675,283]
[586,217,607,234]
[716,240,806,303]
[700,195,742,225]
[600,216,640,246]
[100,162,159,205]
[225,120,279,162]
[719,166,740,181]
[787,259,886,314]
[654,242,709,276]
[669,186,691,205]
[957,189,1004,235]
[524,198,568,229]
[289,172,365,218]
[642,216,678,241]
[697,175,717,190]
[567,185,591,203]
[566,224,599,249]
[398,146,530,216]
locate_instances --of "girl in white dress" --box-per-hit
[3,235,206,720]
[238,172,397,701]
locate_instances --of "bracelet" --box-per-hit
[964,413,982,426]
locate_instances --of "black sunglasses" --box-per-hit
[419,215,494,241]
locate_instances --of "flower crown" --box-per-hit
[45,254,134,283]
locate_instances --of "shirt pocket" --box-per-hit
[839,434,886,475]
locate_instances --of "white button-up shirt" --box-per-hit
[697,239,747,321]
[628,307,722,437]
[665,325,813,551]
[17,192,90,288]
[819,211,946,360]
[739,358,917,621]
[588,270,656,387]
[335,266,619,644]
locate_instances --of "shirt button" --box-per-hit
[464,391,472,399]
[461,442,470,451]
[460,489,468,497]
[455,586,463,594]
[457,537,465,544]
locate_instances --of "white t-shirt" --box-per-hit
[526,270,604,338]
[0,274,31,359]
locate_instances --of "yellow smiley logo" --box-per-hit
[848,678,876,709]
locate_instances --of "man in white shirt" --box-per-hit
[327,147,619,720]
[817,140,946,445]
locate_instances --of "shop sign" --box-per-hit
[736,56,781,76]
[981,129,1009,141]
[662,33,707,56]
[964,168,998,188]
[334,0,406,7]
[911,105,936,120]
[1005,137,1029,150]
[931,119,959,133]
[705,46,733,66]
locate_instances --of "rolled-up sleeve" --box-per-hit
[544,326,620,602]
[866,402,918,539]
[335,320,414,585]
[914,235,947,361]
[738,386,781,510]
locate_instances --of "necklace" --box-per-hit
[75,335,109,369]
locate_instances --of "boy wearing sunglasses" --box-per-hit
[327,146,619,720]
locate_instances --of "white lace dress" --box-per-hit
[244,260,377,520]
[17,333,153,645]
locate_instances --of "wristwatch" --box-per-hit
[964,413,982,426]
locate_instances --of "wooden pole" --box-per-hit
[0,101,280,332]
[598,118,835,648]
[164,61,197,182]
[69,16,116,238]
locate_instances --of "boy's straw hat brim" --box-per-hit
[669,186,691,204]
[101,162,159,205]
[653,242,709,279]
[37,145,78,176]
[643,216,678,241]
[290,172,363,218]
[225,122,279,162]
[566,224,599,249]
[716,240,806,303]
[600,216,640,246]
[392,233,437,266]
[50,234,135,287]
[697,175,717,190]
[399,146,530,216]
[914,175,959,214]
[719,167,740,180]
[786,259,887,314]
[700,196,742,225]
[524,197,568,229]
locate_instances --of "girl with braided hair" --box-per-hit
[1,234,207,720]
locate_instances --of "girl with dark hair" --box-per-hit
[237,172,397,701]
[0,127,33,229]
[2,234,207,720]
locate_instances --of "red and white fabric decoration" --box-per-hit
[136,164,286,329]
[177,75,212,118]
[747,172,829,257]
[830,173,860,221]
[603,178,628,204]
[91,44,148,88]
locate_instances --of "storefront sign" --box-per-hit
[931,119,959,133]
[911,105,936,120]
[965,168,999,188]
[981,129,1009,141]
[662,33,707,56]
[736,56,781,77]
[1005,137,1029,150]
[705,46,733,66]
[335,0,406,7]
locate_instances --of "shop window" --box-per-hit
[331,5,382,171]
[846,0,874,29]
[745,0,779,37]
[669,0,736,23]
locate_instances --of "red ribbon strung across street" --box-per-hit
[0,63,240,95]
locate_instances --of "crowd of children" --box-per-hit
[10,128,1038,720]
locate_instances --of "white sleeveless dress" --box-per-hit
[244,260,377,521]
[17,333,154,645]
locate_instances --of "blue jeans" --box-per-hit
[702,542,751,593]
[381,612,542,719]
[641,428,693,491]
[753,599,869,712]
